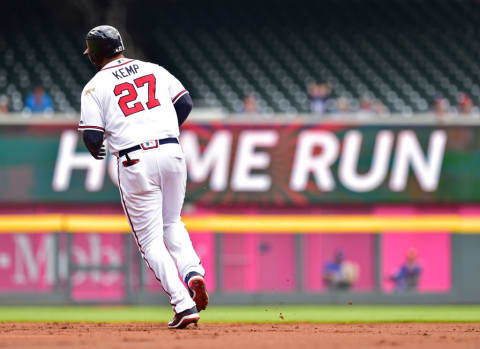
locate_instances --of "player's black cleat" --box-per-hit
[168,306,200,329]
[185,272,209,312]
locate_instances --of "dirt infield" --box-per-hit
[0,323,479,349]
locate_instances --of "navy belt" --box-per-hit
[119,137,178,157]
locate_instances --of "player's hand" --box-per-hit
[92,145,106,160]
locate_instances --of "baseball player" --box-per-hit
[78,25,208,329]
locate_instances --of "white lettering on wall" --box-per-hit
[73,235,121,286]
[52,131,106,191]
[50,128,447,195]
[180,131,232,191]
[339,130,394,192]
[290,131,339,191]
[389,130,447,191]
[231,130,278,191]
[13,235,55,285]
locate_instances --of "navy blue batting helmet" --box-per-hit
[84,25,125,69]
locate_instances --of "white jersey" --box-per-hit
[78,57,188,155]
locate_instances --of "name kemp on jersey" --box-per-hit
[111,62,140,80]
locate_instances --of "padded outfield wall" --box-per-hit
[0,118,480,305]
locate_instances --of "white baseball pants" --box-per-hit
[117,142,205,313]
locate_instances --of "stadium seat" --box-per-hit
[2,0,480,114]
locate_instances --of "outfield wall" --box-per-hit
[1,119,480,304]
[1,209,479,305]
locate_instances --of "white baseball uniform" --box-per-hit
[78,57,204,313]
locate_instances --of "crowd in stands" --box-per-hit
[306,82,388,116]
[1,82,480,119]
[433,93,479,118]
[237,81,480,118]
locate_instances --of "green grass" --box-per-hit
[0,305,479,323]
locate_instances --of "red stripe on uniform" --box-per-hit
[101,59,136,71]
[172,89,188,104]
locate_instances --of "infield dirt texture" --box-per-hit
[0,306,479,348]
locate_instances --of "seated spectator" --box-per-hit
[24,85,54,114]
[390,248,421,292]
[457,93,478,116]
[0,95,9,114]
[242,94,258,114]
[357,97,388,117]
[323,250,359,291]
[359,97,373,114]
[372,99,387,115]
[307,82,332,114]
[433,96,450,118]
[335,96,352,114]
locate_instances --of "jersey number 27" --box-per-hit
[114,74,160,117]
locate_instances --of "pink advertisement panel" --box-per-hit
[0,231,215,299]
[381,233,451,293]
[303,234,375,292]
[145,233,216,292]
[0,234,55,292]
[222,234,296,292]
[70,234,125,301]
[0,233,128,300]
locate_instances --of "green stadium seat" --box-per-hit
[2,0,480,115]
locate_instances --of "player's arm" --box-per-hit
[162,66,193,127]
[174,93,193,127]
[78,85,106,159]
[83,130,106,160]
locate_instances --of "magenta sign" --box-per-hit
[0,233,128,300]
[222,234,296,292]
[70,234,126,301]
[0,230,453,299]
[0,234,56,292]
[0,232,217,300]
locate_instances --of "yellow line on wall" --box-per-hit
[184,215,480,233]
[0,214,64,233]
[65,215,129,233]
[1,214,480,234]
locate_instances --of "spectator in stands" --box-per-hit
[323,250,359,291]
[433,96,450,118]
[0,95,9,114]
[390,248,421,292]
[242,94,259,114]
[335,96,352,114]
[24,85,54,114]
[372,99,387,115]
[307,82,332,114]
[457,93,478,116]
[358,97,387,117]
[359,97,373,114]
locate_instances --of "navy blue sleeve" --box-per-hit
[174,93,193,127]
[82,130,106,159]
